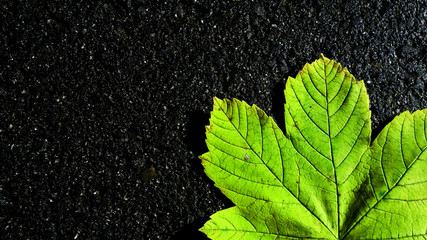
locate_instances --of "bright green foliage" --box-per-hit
[199,55,427,239]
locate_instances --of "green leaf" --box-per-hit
[200,55,427,239]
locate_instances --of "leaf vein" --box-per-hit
[335,119,368,171]
[328,69,345,105]
[331,84,362,139]
[291,84,328,136]
[296,76,327,110]
[342,145,427,238]
[307,64,326,98]
[329,81,353,118]
[288,110,332,162]
[287,106,334,182]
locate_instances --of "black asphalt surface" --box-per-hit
[1,1,426,239]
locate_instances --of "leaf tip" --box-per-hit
[198,153,210,166]
[212,96,222,106]
[199,226,211,239]
[212,96,227,112]
[320,53,329,60]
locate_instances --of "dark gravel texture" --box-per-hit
[1,0,426,239]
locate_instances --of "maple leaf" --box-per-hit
[200,55,427,239]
